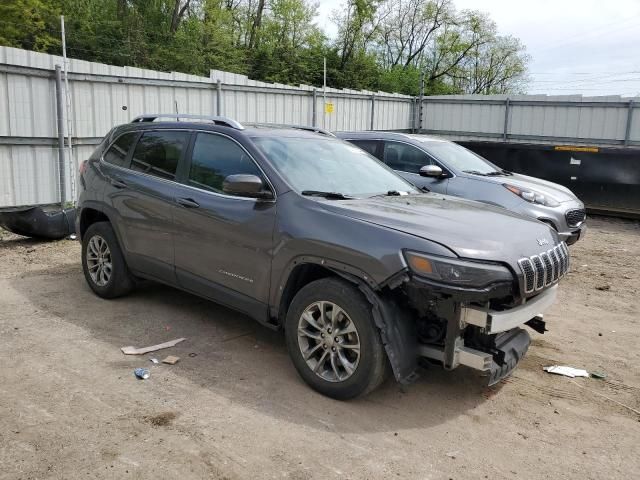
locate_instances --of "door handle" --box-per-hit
[176,197,200,208]
[110,178,127,189]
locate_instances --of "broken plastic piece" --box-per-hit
[121,338,186,355]
[590,371,607,379]
[149,358,159,364]
[543,365,589,378]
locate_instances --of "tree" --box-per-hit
[0,0,60,51]
[0,0,529,94]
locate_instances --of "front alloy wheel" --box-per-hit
[297,301,361,382]
[285,277,388,399]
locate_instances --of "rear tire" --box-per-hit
[81,221,134,299]
[285,277,388,400]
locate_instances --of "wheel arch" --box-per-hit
[274,257,418,384]
[78,206,110,240]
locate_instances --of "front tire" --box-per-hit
[285,278,388,400]
[81,221,134,299]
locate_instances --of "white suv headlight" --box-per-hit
[503,184,560,208]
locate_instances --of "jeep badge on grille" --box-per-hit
[537,238,549,246]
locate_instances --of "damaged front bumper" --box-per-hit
[412,284,557,385]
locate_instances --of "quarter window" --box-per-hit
[103,132,137,167]
[188,133,263,194]
[131,131,190,180]
[383,141,433,173]
[348,140,382,160]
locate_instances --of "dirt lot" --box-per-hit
[1,216,639,480]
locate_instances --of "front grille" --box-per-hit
[566,208,586,228]
[518,242,570,294]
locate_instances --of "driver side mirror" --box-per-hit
[223,174,274,199]
[419,165,444,178]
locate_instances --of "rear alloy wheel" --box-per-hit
[81,221,134,299]
[86,235,112,287]
[285,278,388,399]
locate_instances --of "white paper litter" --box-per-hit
[121,338,186,355]
[149,358,159,364]
[543,365,589,378]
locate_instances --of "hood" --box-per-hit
[478,172,578,204]
[320,193,559,264]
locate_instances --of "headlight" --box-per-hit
[404,251,513,288]
[503,184,560,207]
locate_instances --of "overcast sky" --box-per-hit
[315,0,640,97]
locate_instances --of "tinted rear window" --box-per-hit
[103,132,137,167]
[130,131,190,180]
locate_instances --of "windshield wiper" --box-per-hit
[462,170,489,176]
[485,169,513,176]
[369,190,414,198]
[301,190,355,200]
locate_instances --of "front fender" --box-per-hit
[335,271,419,384]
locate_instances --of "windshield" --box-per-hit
[422,141,502,175]
[252,136,418,197]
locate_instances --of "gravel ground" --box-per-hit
[0,216,639,480]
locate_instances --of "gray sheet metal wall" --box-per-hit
[421,94,639,147]
[0,47,414,208]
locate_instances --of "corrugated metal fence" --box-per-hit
[0,47,413,208]
[421,94,640,147]
[2,46,639,210]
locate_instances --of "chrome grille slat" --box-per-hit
[531,255,545,290]
[550,248,560,280]
[518,258,535,293]
[540,252,553,284]
[553,247,564,280]
[558,246,566,276]
[518,242,569,294]
[558,244,567,276]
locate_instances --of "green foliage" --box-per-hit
[0,0,60,51]
[0,0,529,95]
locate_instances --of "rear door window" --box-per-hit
[348,139,383,160]
[383,141,434,173]
[187,133,264,194]
[103,132,137,167]
[130,131,190,180]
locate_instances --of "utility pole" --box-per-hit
[61,15,76,205]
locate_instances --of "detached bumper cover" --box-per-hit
[487,328,531,385]
[0,206,76,239]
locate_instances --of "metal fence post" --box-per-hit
[216,79,222,116]
[312,88,317,127]
[503,97,511,141]
[418,71,425,133]
[370,94,375,130]
[624,99,635,146]
[54,65,66,206]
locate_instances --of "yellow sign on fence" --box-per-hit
[554,145,599,153]
[324,102,334,114]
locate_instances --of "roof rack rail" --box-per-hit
[245,123,335,137]
[131,114,245,130]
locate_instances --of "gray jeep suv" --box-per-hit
[337,132,586,245]
[76,114,569,399]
